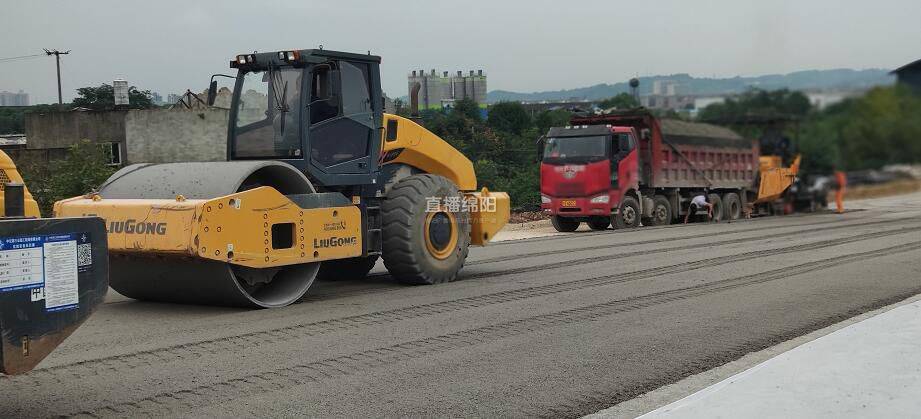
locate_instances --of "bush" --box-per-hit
[19,140,117,215]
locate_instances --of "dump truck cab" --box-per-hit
[226,49,383,193]
[539,125,639,231]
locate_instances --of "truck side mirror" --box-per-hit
[641,128,651,140]
[207,80,217,106]
[536,135,545,160]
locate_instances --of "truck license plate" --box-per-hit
[561,200,577,207]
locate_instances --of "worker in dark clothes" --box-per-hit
[684,194,713,224]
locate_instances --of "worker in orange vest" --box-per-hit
[834,170,847,214]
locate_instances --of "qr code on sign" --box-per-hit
[77,243,93,266]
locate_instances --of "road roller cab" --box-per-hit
[55,48,510,308]
[226,49,384,190]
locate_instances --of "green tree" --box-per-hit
[392,98,410,117]
[597,93,639,110]
[0,108,25,134]
[19,140,117,215]
[452,98,482,122]
[534,109,572,133]
[486,101,531,135]
[699,88,811,123]
[815,86,921,170]
[72,84,154,110]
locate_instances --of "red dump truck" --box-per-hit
[539,109,798,232]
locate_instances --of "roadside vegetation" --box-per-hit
[415,86,921,208]
[19,140,117,216]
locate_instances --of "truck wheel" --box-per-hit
[587,216,610,231]
[707,193,724,222]
[551,215,580,232]
[722,192,742,220]
[317,255,379,281]
[614,196,641,229]
[382,174,470,285]
[649,195,672,226]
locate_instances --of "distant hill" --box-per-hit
[487,69,894,103]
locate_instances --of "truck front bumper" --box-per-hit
[541,196,613,217]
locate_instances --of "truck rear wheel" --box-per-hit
[649,195,672,226]
[587,216,610,231]
[614,196,641,229]
[382,174,470,285]
[707,193,724,222]
[722,192,742,220]
[551,215,580,232]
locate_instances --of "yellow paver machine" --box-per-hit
[56,49,509,308]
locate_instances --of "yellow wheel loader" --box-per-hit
[55,49,509,308]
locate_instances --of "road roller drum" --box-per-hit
[55,161,363,308]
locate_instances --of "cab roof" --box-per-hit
[547,125,615,138]
[230,48,381,69]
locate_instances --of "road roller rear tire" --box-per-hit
[382,174,470,285]
[317,255,379,281]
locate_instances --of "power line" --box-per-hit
[0,53,46,63]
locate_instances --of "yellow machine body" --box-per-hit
[0,150,41,217]
[754,154,801,204]
[465,188,511,245]
[380,114,510,244]
[55,187,363,268]
[381,114,478,191]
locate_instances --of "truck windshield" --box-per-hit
[543,136,608,163]
[231,67,302,159]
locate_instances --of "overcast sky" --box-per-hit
[2,0,919,104]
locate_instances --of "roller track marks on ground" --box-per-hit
[5,223,919,392]
[63,240,921,418]
[306,217,914,301]
[319,215,862,285]
[468,216,855,265]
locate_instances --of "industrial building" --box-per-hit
[407,69,487,110]
[892,58,921,92]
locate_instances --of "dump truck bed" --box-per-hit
[572,111,760,190]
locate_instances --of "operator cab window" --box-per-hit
[232,67,303,159]
[309,63,339,124]
[309,60,374,169]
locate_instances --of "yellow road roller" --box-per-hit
[55,49,509,308]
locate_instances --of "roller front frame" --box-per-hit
[54,186,364,268]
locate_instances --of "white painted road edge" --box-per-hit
[588,293,921,419]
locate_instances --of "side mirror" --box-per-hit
[641,128,651,140]
[207,80,217,106]
[536,135,545,160]
[326,94,340,109]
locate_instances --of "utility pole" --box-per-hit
[44,49,70,105]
